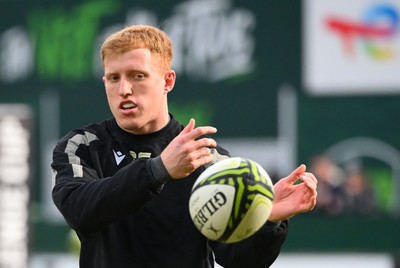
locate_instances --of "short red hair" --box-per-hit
[100,25,173,72]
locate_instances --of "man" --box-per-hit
[52,25,317,268]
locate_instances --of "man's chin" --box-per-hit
[116,119,141,134]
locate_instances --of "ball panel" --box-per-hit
[225,194,273,243]
[254,161,274,186]
[247,183,274,200]
[189,184,236,241]
[192,157,242,189]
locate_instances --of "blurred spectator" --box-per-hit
[340,168,378,215]
[310,155,346,215]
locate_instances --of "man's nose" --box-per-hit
[119,78,132,96]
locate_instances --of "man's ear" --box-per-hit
[164,70,176,93]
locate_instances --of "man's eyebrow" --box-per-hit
[104,72,119,78]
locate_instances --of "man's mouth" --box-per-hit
[120,102,137,110]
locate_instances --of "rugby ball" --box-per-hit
[189,157,274,243]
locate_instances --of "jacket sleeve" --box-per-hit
[51,131,165,235]
[211,220,288,268]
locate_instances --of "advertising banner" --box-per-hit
[303,0,400,95]
[0,104,32,268]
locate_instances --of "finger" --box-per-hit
[303,173,318,188]
[186,126,217,141]
[303,172,318,185]
[306,194,318,210]
[195,147,212,158]
[193,152,215,167]
[305,183,318,196]
[189,147,213,164]
[299,175,317,192]
[303,182,318,199]
[178,118,196,136]
[285,164,306,184]
[194,137,217,149]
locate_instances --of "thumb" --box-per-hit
[179,118,195,136]
[286,164,306,184]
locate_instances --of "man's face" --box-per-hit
[103,48,175,134]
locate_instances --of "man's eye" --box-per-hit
[134,73,145,79]
[108,75,119,81]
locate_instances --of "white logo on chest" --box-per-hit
[113,150,126,165]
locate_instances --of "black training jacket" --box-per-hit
[51,115,288,268]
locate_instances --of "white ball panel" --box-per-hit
[189,184,236,240]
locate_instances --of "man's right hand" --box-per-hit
[161,118,217,179]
